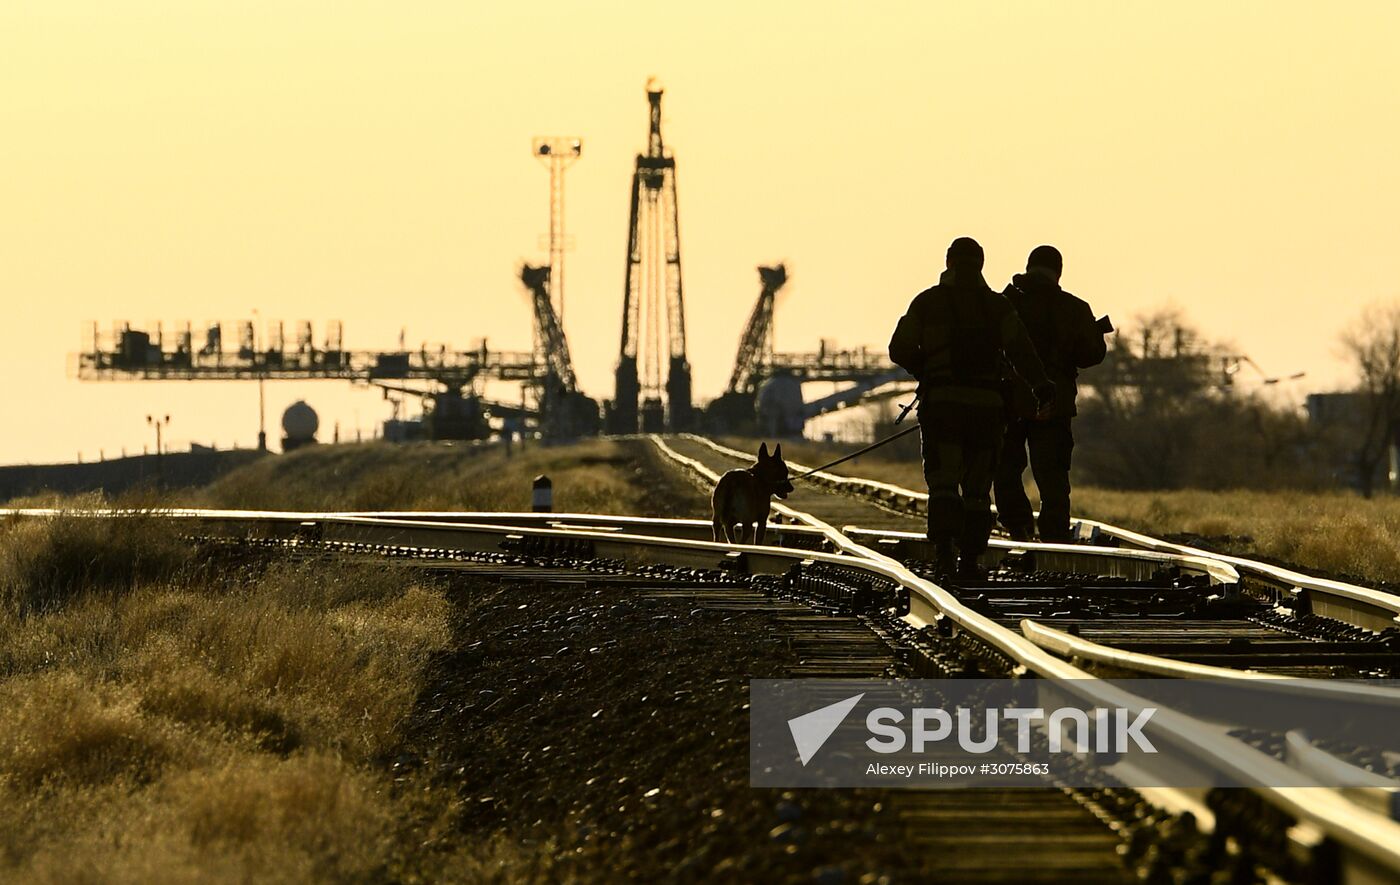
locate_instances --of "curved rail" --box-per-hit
[842,525,1240,586]
[1021,619,1397,694]
[1286,731,1400,821]
[681,434,1400,631]
[1021,617,1400,743]
[0,507,833,551]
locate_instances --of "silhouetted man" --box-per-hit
[889,237,1054,577]
[994,245,1108,542]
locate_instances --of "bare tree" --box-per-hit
[1076,309,1224,488]
[1073,308,1323,490]
[1339,302,1400,497]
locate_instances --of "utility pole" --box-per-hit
[146,414,170,485]
[532,137,582,325]
[252,307,266,451]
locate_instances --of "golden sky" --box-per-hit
[2,1,1398,462]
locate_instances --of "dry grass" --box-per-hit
[1073,487,1400,585]
[0,510,195,616]
[201,438,686,515]
[0,512,457,882]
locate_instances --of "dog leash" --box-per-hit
[793,422,922,481]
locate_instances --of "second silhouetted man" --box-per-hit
[994,245,1108,542]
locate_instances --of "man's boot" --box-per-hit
[957,510,995,580]
[927,497,963,577]
[933,537,957,577]
[1004,522,1036,542]
[956,550,984,581]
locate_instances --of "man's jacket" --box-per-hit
[889,269,1050,408]
[1000,273,1107,419]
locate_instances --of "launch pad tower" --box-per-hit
[609,83,692,433]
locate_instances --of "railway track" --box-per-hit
[5,434,1400,882]
[646,434,1400,882]
[681,433,1400,633]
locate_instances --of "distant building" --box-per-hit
[1305,391,1367,426]
[1305,391,1398,492]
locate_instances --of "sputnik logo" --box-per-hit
[787,693,864,766]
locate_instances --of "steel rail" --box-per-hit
[1021,616,1400,777]
[680,434,1400,630]
[1021,618,1400,701]
[846,532,1400,826]
[0,506,1237,586]
[1285,731,1400,821]
[0,507,832,549]
[842,525,1240,586]
[846,525,1396,685]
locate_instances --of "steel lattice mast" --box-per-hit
[520,264,578,393]
[727,264,788,394]
[610,82,691,433]
[531,137,581,325]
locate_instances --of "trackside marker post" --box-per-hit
[532,475,553,512]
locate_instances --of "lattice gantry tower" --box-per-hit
[610,82,692,433]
